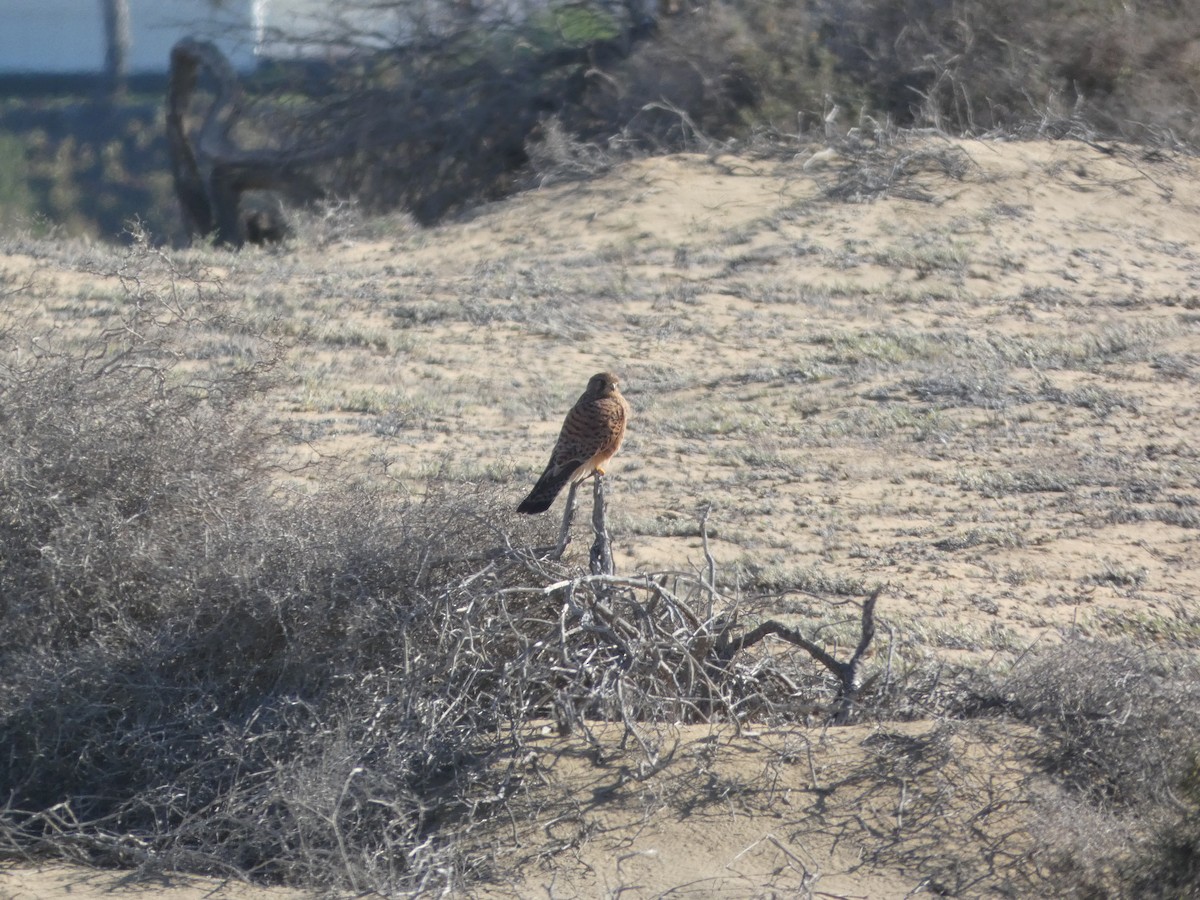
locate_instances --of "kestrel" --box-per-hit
[517,372,631,514]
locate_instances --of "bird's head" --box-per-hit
[587,372,622,397]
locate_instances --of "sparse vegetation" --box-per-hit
[3,0,1200,894]
[0,235,897,895]
[3,132,1200,895]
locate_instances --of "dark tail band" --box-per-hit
[517,467,573,514]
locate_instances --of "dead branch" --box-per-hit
[506,561,884,726]
[698,502,717,619]
[542,473,613,576]
[589,474,614,576]
[719,586,884,724]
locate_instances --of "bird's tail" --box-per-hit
[517,466,575,514]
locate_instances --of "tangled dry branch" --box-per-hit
[515,474,882,728]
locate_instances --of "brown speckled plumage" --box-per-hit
[517,372,630,514]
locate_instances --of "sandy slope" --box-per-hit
[264,136,1200,657]
[3,134,1199,896]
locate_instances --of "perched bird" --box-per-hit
[517,372,631,514]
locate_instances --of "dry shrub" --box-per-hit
[0,239,545,892]
[0,235,280,653]
[1046,5,1200,143]
[276,2,662,225]
[161,0,1200,235]
[0,476,554,892]
[522,117,618,188]
[807,0,1200,139]
[568,2,773,145]
[807,0,1054,132]
[572,0,1200,147]
[997,641,1200,806]
[971,640,1200,896]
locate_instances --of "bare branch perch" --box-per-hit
[698,502,717,619]
[589,474,614,576]
[541,473,613,576]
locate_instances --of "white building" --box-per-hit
[0,0,414,74]
[0,0,259,72]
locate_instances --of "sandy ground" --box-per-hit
[2,717,1042,899]
[3,134,1199,896]
[0,865,305,900]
